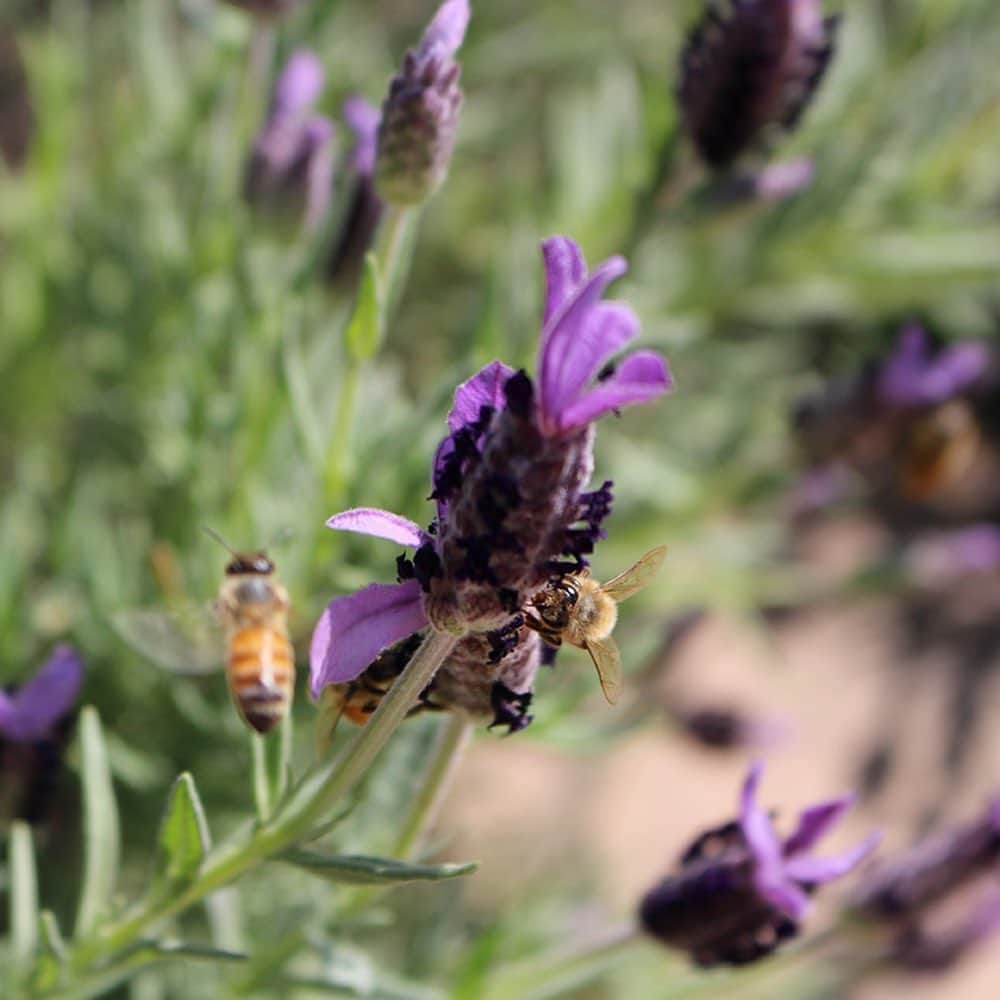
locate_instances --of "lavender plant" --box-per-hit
[3,1,1000,998]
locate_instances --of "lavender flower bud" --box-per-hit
[891,889,1000,973]
[853,797,1000,920]
[678,0,838,168]
[245,50,335,233]
[375,0,469,205]
[639,763,879,967]
[0,29,33,170]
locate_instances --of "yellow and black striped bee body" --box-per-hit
[216,553,293,735]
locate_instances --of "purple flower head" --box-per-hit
[878,325,992,408]
[639,762,879,967]
[375,0,470,205]
[906,525,1000,585]
[245,50,336,233]
[853,794,1000,920]
[678,0,838,168]
[311,237,670,715]
[0,646,84,744]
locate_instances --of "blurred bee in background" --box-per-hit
[113,534,294,736]
[523,546,667,705]
[216,550,293,735]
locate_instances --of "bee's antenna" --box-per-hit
[201,525,238,556]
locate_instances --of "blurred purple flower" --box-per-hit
[893,887,1000,972]
[245,50,336,233]
[328,96,385,288]
[674,705,789,752]
[878,325,991,408]
[310,236,671,701]
[678,0,838,168]
[375,0,470,204]
[639,762,879,967]
[0,646,83,744]
[907,525,1000,585]
[854,795,1000,919]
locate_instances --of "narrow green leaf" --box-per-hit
[343,253,383,363]
[252,713,292,821]
[9,821,39,970]
[31,910,68,993]
[75,706,122,936]
[282,849,477,886]
[151,772,210,896]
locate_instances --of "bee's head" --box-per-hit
[225,552,274,576]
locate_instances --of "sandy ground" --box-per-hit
[438,521,1000,998]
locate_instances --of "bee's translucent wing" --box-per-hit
[111,607,222,675]
[584,636,623,705]
[600,545,667,602]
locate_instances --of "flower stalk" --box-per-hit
[64,629,460,985]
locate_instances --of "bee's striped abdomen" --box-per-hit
[227,624,294,734]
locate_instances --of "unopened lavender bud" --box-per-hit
[245,50,336,233]
[375,0,469,205]
[640,763,879,967]
[678,0,838,168]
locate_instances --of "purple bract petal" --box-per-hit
[419,0,471,60]
[343,96,380,176]
[326,508,426,547]
[309,580,428,695]
[541,236,588,327]
[879,325,991,406]
[447,361,514,433]
[273,49,325,117]
[557,350,672,429]
[783,795,856,856]
[783,831,882,885]
[0,645,83,743]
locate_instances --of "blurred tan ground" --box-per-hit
[439,521,1000,998]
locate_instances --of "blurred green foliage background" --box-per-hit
[2,0,1000,996]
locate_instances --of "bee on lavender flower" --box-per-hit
[524,546,667,705]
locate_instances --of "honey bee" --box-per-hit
[898,399,982,502]
[524,546,667,705]
[112,539,294,736]
[216,551,294,735]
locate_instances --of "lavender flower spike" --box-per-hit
[245,50,336,233]
[375,0,470,205]
[679,0,838,168]
[311,237,670,722]
[639,762,879,967]
[0,646,84,743]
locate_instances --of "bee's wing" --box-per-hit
[600,545,667,603]
[584,636,623,705]
[111,607,222,675]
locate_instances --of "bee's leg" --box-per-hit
[523,611,562,647]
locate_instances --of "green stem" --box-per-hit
[376,204,419,322]
[393,713,471,860]
[63,630,460,986]
[481,923,643,1000]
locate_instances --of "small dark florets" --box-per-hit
[488,680,534,734]
[486,615,525,664]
